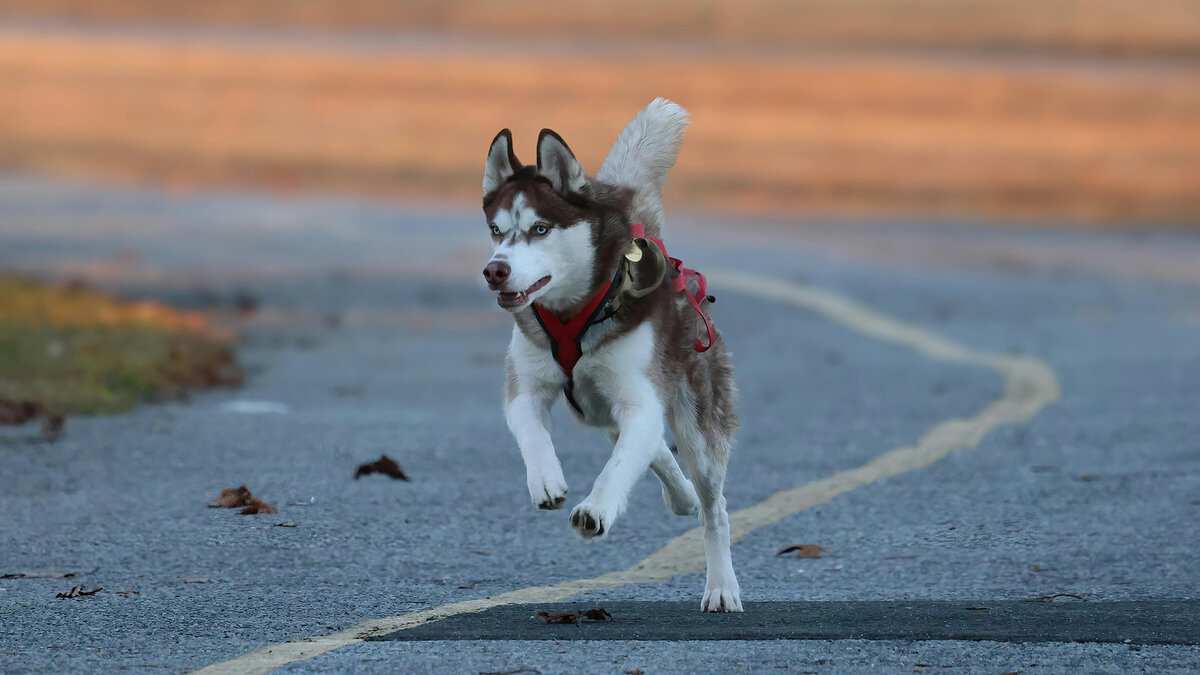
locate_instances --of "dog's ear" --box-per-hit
[483,129,522,195]
[537,129,588,195]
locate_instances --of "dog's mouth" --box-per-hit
[497,276,552,309]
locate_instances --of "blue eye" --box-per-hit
[534,224,549,235]
[490,224,501,235]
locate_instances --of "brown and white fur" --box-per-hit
[480,98,741,612]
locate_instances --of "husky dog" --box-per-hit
[480,98,741,612]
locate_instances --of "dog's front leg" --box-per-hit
[568,374,663,539]
[505,335,568,511]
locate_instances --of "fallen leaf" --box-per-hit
[354,455,409,481]
[175,577,214,584]
[1033,565,1049,572]
[965,606,988,610]
[56,586,102,599]
[776,544,828,559]
[113,590,139,596]
[538,611,580,624]
[0,400,45,426]
[583,608,613,621]
[210,485,253,509]
[537,608,613,624]
[240,498,276,515]
[273,522,299,528]
[1078,475,1099,482]
[625,670,645,675]
[210,485,275,514]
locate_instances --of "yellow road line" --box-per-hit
[193,270,1060,675]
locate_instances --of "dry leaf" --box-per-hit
[210,485,253,509]
[625,670,645,675]
[113,590,139,596]
[538,611,580,624]
[0,400,45,426]
[776,544,828,559]
[240,498,276,515]
[537,608,612,624]
[582,608,613,622]
[354,455,409,481]
[210,485,275,514]
[56,586,102,599]
[273,522,299,528]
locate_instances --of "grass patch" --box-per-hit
[0,276,241,417]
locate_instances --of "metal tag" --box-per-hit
[624,239,644,263]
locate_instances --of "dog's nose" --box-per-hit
[483,260,511,289]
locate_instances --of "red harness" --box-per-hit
[532,223,715,389]
[630,222,716,354]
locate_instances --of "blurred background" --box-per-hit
[1,0,1198,223]
[3,8,1200,671]
[2,1,1200,418]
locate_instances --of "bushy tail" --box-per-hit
[596,97,689,239]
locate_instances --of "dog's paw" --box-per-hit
[701,583,743,613]
[568,502,612,540]
[528,474,568,510]
[662,479,700,517]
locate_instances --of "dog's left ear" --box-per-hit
[537,129,589,195]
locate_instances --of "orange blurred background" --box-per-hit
[1,0,1198,225]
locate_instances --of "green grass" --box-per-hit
[0,276,240,416]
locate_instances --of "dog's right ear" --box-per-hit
[483,129,522,195]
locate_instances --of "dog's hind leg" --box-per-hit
[601,432,698,518]
[671,392,742,612]
[651,442,700,516]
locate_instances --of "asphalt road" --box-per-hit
[1,177,1199,673]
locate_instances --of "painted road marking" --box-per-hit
[193,271,1060,675]
[372,600,1200,644]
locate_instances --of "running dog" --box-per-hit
[480,98,741,612]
